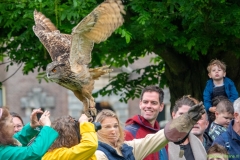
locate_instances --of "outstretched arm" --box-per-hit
[125,102,205,159]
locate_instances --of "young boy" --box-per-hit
[207,144,228,160]
[203,59,238,123]
[208,99,234,141]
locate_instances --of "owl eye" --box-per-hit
[52,68,57,73]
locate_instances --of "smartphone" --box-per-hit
[37,113,43,120]
[36,108,45,120]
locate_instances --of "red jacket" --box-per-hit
[124,115,168,160]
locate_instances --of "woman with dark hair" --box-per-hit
[0,107,58,160]
[10,112,24,133]
[43,114,98,160]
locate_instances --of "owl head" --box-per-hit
[46,61,66,81]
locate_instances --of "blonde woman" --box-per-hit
[95,106,205,160]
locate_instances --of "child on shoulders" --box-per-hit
[203,59,238,125]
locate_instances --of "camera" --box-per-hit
[37,109,44,120]
[73,120,101,143]
[73,120,101,132]
[92,122,102,132]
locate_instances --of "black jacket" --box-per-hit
[203,131,213,151]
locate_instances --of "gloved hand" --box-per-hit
[164,101,205,144]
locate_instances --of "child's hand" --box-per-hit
[209,106,216,113]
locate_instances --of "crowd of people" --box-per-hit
[0,101,204,160]
[0,59,239,160]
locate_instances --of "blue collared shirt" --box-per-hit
[213,120,240,160]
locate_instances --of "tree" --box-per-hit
[1,0,240,111]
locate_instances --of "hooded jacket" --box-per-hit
[43,122,97,160]
[124,115,168,160]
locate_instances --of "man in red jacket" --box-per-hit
[124,85,168,160]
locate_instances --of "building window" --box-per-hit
[21,87,55,117]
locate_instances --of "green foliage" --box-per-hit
[93,60,166,103]
[2,0,240,103]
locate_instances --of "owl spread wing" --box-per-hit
[33,10,71,62]
[69,0,125,67]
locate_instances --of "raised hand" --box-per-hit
[30,108,43,128]
[39,110,51,127]
[79,114,89,123]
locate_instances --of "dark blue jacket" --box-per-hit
[98,141,135,160]
[203,77,239,111]
[213,120,240,160]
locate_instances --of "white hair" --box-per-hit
[233,98,240,114]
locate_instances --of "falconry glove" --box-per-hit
[164,101,205,144]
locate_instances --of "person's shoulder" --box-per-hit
[124,123,140,139]
[204,79,213,88]
[189,132,202,142]
[211,122,224,128]
[80,122,95,132]
[224,77,235,83]
[213,131,227,143]
[206,79,213,83]
[189,133,207,148]
[125,115,139,125]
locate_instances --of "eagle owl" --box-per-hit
[33,0,125,119]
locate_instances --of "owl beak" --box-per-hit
[47,73,50,78]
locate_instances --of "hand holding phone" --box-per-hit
[39,110,51,127]
[37,113,43,120]
[30,108,43,128]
